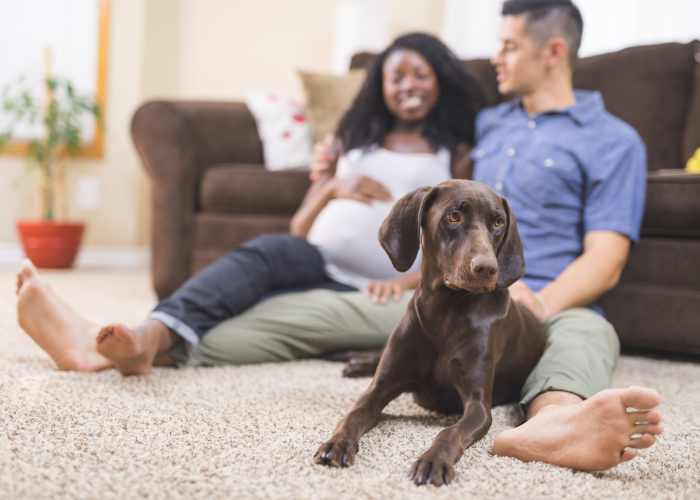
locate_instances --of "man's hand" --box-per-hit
[509,280,550,321]
[367,277,410,304]
[310,134,340,181]
[330,175,393,204]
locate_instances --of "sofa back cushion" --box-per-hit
[573,42,698,171]
[200,164,310,215]
[351,41,700,171]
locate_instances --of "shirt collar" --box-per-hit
[499,90,604,126]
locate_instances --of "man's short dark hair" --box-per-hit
[502,0,584,67]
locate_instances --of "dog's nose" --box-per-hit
[470,256,498,279]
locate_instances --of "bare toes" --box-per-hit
[621,386,662,411]
[16,259,38,291]
[96,326,114,343]
[628,408,663,427]
[620,448,637,462]
[635,422,663,436]
[628,433,657,449]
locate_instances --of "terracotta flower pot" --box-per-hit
[16,220,85,269]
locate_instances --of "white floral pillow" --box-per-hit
[244,91,312,171]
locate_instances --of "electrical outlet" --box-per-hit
[76,175,100,210]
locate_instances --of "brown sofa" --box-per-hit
[131,41,700,356]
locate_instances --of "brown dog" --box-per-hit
[314,180,546,487]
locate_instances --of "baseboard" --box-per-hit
[0,243,150,269]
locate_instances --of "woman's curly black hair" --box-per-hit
[335,32,486,155]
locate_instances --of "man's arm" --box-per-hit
[511,230,630,320]
[513,130,646,320]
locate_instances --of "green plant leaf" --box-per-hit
[1,73,101,219]
[46,78,57,92]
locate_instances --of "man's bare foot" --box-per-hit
[16,259,112,372]
[492,386,663,471]
[96,320,174,376]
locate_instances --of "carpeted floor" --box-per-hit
[0,267,699,499]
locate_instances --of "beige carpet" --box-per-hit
[0,267,699,499]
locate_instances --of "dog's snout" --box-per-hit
[470,256,498,279]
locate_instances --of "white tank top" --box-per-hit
[307,146,451,290]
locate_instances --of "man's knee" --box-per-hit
[521,308,620,406]
[546,308,619,357]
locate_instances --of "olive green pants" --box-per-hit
[171,289,619,406]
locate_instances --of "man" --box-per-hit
[467,0,661,470]
[16,0,662,471]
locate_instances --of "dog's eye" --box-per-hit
[493,218,506,231]
[446,211,462,224]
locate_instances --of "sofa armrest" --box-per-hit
[131,100,263,298]
[642,169,700,238]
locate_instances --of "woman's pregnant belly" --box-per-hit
[307,198,399,281]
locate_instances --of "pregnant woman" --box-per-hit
[15,32,484,376]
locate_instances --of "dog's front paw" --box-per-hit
[409,454,456,487]
[314,439,359,467]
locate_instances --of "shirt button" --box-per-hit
[544,158,554,168]
[506,148,516,157]
[528,120,536,129]
[495,182,504,191]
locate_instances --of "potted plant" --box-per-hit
[0,75,100,268]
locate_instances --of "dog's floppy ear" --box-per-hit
[379,186,434,272]
[496,196,525,288]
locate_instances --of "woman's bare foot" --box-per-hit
[492,386,663,471]
[15,259,112,372]
[96,320,174,376]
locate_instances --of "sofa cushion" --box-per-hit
[298,69,366,144]
[574,42,697,171]
[463,59,501,106]
[642,170,700,238]
[192,213,295,273]
[200,164,310,215]
[601,284,700,355]
[618,237,700,291]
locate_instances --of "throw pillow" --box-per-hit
[244,91,312,171]
[298,69,366,145]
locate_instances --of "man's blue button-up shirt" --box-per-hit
[472,90,647,297]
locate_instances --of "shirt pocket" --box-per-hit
[517,149,582,209]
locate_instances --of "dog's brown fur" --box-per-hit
[314,180,546,487]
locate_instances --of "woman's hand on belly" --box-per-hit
[330,175,393,204]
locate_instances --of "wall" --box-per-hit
[0,0,148,248]
[0,0,454,251]
[174,0,336,101]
